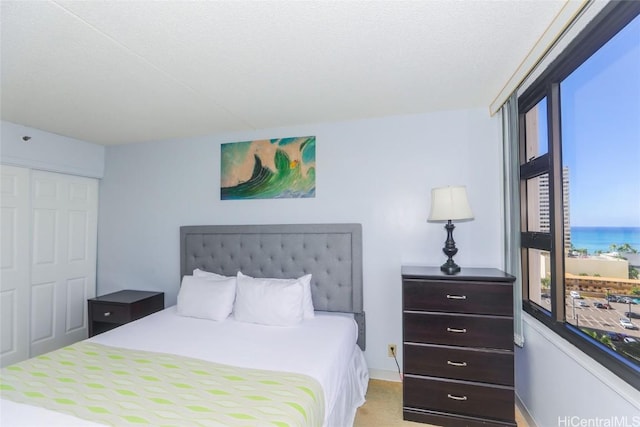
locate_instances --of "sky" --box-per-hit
[539,13,640,228]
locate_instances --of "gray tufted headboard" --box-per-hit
[180,223,365,350]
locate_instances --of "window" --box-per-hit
[519,2,640,390]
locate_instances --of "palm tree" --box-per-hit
[600,334,612,347]
[618,243,638,254]
[541,276,551,289]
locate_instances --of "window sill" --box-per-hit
[522,311,640,405]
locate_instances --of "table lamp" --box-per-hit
[428,186,474,274]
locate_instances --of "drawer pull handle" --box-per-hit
[446,294,467,300]
[447,394,468,401]
[103,312,111,317]
[447,327,467,333]
[447,360,468,367]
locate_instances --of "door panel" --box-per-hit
[69,182,89,202]
[0,165,29,367]
[0,290,17,354]
[68,211,88,262]
[30,170,98,357]
[30,281,55,343]
[32,208,58,266]
[1,167,97,363]
[66,277,87,332]
[1,207,17,270]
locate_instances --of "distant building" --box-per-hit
[538,167,571,252]
[565,254,629,279]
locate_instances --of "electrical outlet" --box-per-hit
[388,344,397,357]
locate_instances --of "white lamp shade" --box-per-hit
[428,186,474,221]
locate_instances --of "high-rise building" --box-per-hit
[538,167,571,251]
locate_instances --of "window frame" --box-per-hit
[518,1,640,390]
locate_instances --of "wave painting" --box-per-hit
[221,136,316,200]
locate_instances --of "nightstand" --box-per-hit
[402,266,516,427]
[88,290,164,337]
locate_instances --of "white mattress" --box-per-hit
[0,307,369,427]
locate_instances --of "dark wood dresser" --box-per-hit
[402,266,516,427]
[88,290,164,337]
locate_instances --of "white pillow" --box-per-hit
[193,269,314,318]
[298,274,315,319]
[234,272,304,326]
[177,275,236,321]
[193,268,232,280]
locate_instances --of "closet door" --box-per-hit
[0,165,30,367]
[30,170,98,357]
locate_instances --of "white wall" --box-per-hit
[516,313,640,425]
[0,120,105,178]
[6,112,636,418]
[97,108,506,375]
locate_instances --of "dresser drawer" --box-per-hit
[403,279,512,316]
[404,343,514,386]
[404,312,513,350]
[90,303,130,324]
[404,376,514,423]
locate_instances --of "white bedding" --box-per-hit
[0,307,369,427]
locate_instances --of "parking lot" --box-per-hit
[541,295,640,338]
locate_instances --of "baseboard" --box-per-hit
[515,393,537,427]
[369,368,402,382]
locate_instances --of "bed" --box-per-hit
[0,223,368,426]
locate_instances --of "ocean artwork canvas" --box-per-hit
[221,136,316,200]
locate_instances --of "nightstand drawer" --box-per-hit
[90,303,130,324]
[88,290,164,337]
[404,343,514,386]
[404,312,513,350]
[403,279,512,315]
[404,376,514,422]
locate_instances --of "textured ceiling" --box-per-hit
[1,0,566,145]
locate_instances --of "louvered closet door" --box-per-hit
[0,165,30,367]
[30,170,98,357]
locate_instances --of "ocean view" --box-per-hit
[571,226,640,254]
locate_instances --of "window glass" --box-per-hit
[560,14,640,367]
[528,248,551,311]
[524,98,548,161]
[526,174,549,233]
[519,6,640,386]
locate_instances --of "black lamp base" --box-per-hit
[440,259,461,275]
[440,220,461,275]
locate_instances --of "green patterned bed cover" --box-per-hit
[0,342,324,427]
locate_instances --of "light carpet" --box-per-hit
[354,379,529,427]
